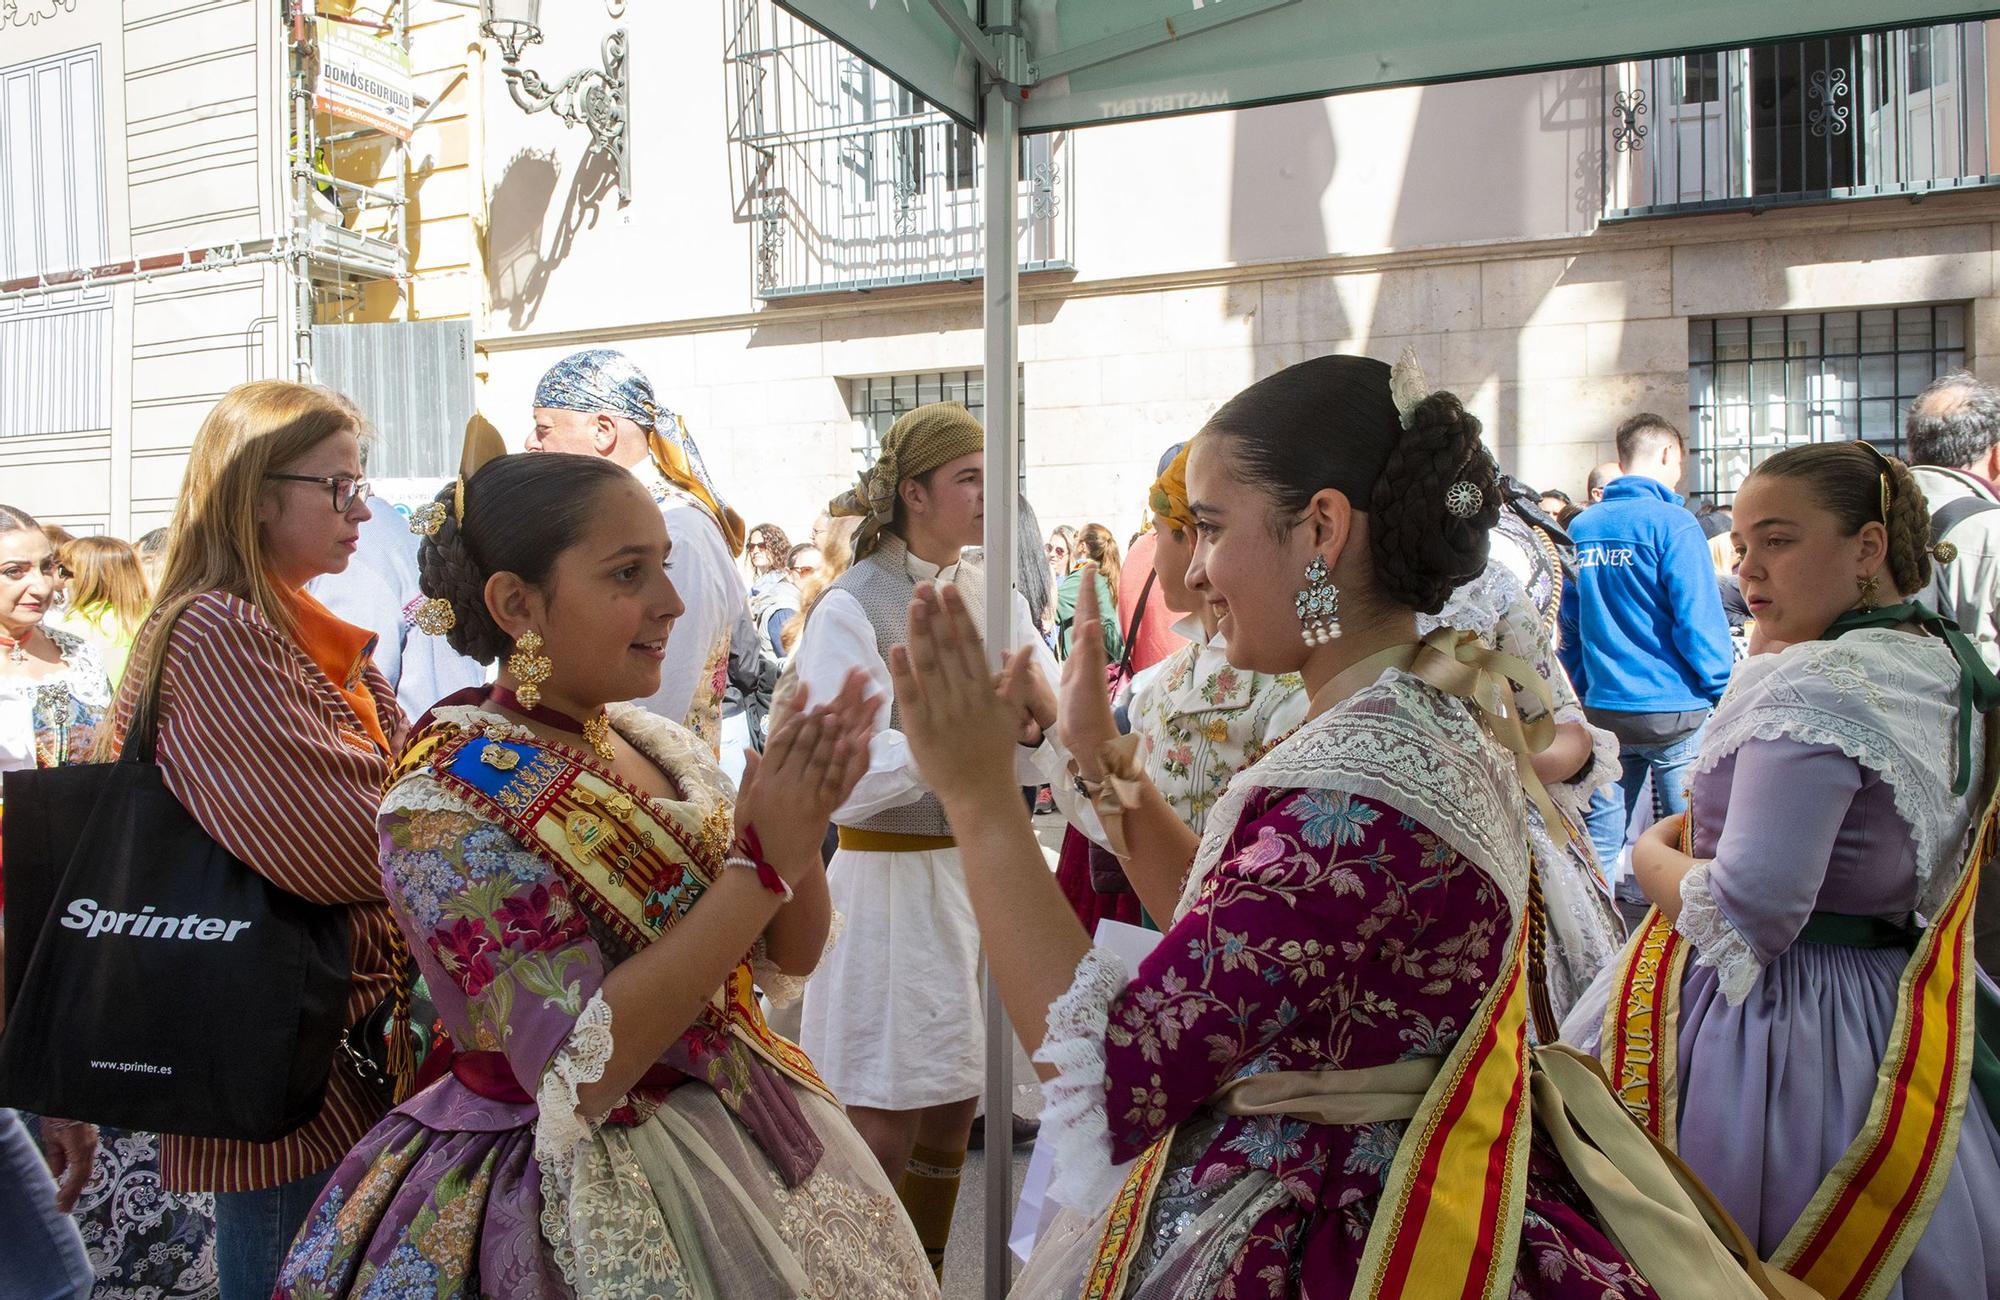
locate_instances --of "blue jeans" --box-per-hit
[214,1168,331,1300]
[0,1108,92,1300]
[1584,722,1707,919]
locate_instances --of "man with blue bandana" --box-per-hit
[528,348,750,748]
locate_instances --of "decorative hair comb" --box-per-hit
[1389,345,1430,432]
[1393,346,1485,518]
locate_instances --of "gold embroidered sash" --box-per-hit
[395,721,835,1108]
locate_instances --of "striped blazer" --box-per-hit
[113,590,407,1193]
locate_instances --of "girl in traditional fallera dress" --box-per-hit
[889,355,1789,1299]
[1565,441,2000,1299]
[275,452,934,1299]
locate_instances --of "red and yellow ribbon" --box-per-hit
[1355,903,1533,1300]
[1601,908,1689,1145]
[1773,839,1983,1300]
[1600,794,1997,1300]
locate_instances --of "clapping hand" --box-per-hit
[889,584,1026,810]
[1055,562,1119,773]
[995,644,1056,746]
[735,668,877,882]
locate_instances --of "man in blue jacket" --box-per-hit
[1560,413,1733,921]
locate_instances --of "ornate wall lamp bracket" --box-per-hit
[480,5,630,202]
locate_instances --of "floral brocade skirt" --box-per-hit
[278,1078,934,1300]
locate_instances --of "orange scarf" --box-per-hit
[285,589,391,755]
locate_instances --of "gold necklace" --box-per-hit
[580,712,616,763]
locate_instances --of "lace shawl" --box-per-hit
[1693,629,1980,920]
[1174,668,1531,927]
[1041,671,1532,1211]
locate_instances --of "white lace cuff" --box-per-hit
[1557,704,1621,800]
[1032,946,1135,1215]
[752,910,845,1010]
[1676,865,1763,1005]
[533,990,616,1177]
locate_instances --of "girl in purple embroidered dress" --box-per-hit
[889,356,1663,1298]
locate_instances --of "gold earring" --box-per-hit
[508,631,553,709]
[1857,574,1881,611]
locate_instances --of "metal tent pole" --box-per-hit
[980,0,1020,1292]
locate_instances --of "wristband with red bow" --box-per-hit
[726,825,793,903]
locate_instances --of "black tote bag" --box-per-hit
[0,683,349,1142]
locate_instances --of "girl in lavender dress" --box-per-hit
[890,356,1790,1300]
[275,452,933,1299]
[1566,440,2000,1299]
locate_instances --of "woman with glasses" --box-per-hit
[105,381,406,1300]
[746,522,791,583]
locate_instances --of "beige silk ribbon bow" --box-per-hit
[1291,625,1564,834]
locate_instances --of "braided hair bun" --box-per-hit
[1367,391,1501,614]
[1880,454,1934,596]
[415,453,637,664]
[1200,354,1499,617]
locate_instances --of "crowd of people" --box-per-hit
[2,344,1999,1299]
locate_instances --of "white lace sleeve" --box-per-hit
[751,910,844,1010]
[533,991,616,1176]
[1033,946,1135,1215]
[1675,864,1763,1005]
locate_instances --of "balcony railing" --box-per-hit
[1602,21,1999,218]
[725,0,1073,299]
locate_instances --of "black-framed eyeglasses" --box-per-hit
[265,473,369,513]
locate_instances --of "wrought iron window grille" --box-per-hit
[1602,21,1996,218]
[1687,305,1969,502]
[726,0,1072,298]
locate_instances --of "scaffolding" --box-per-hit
[724,0,1073,299]
[286,0,428,377]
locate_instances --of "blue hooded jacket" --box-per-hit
[1558,476,1732,714]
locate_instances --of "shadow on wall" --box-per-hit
[1550,67,1609,229]
[485,147,619,330]
[1228,98,1336,265]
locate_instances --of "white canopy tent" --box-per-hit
[772,1,1998,1292]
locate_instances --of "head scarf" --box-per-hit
[1150,440,1195,534]
[533,348,746,557]
[831,402,985,561]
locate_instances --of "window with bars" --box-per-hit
[847,370,1025,487]
[1687,305,1968,500]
